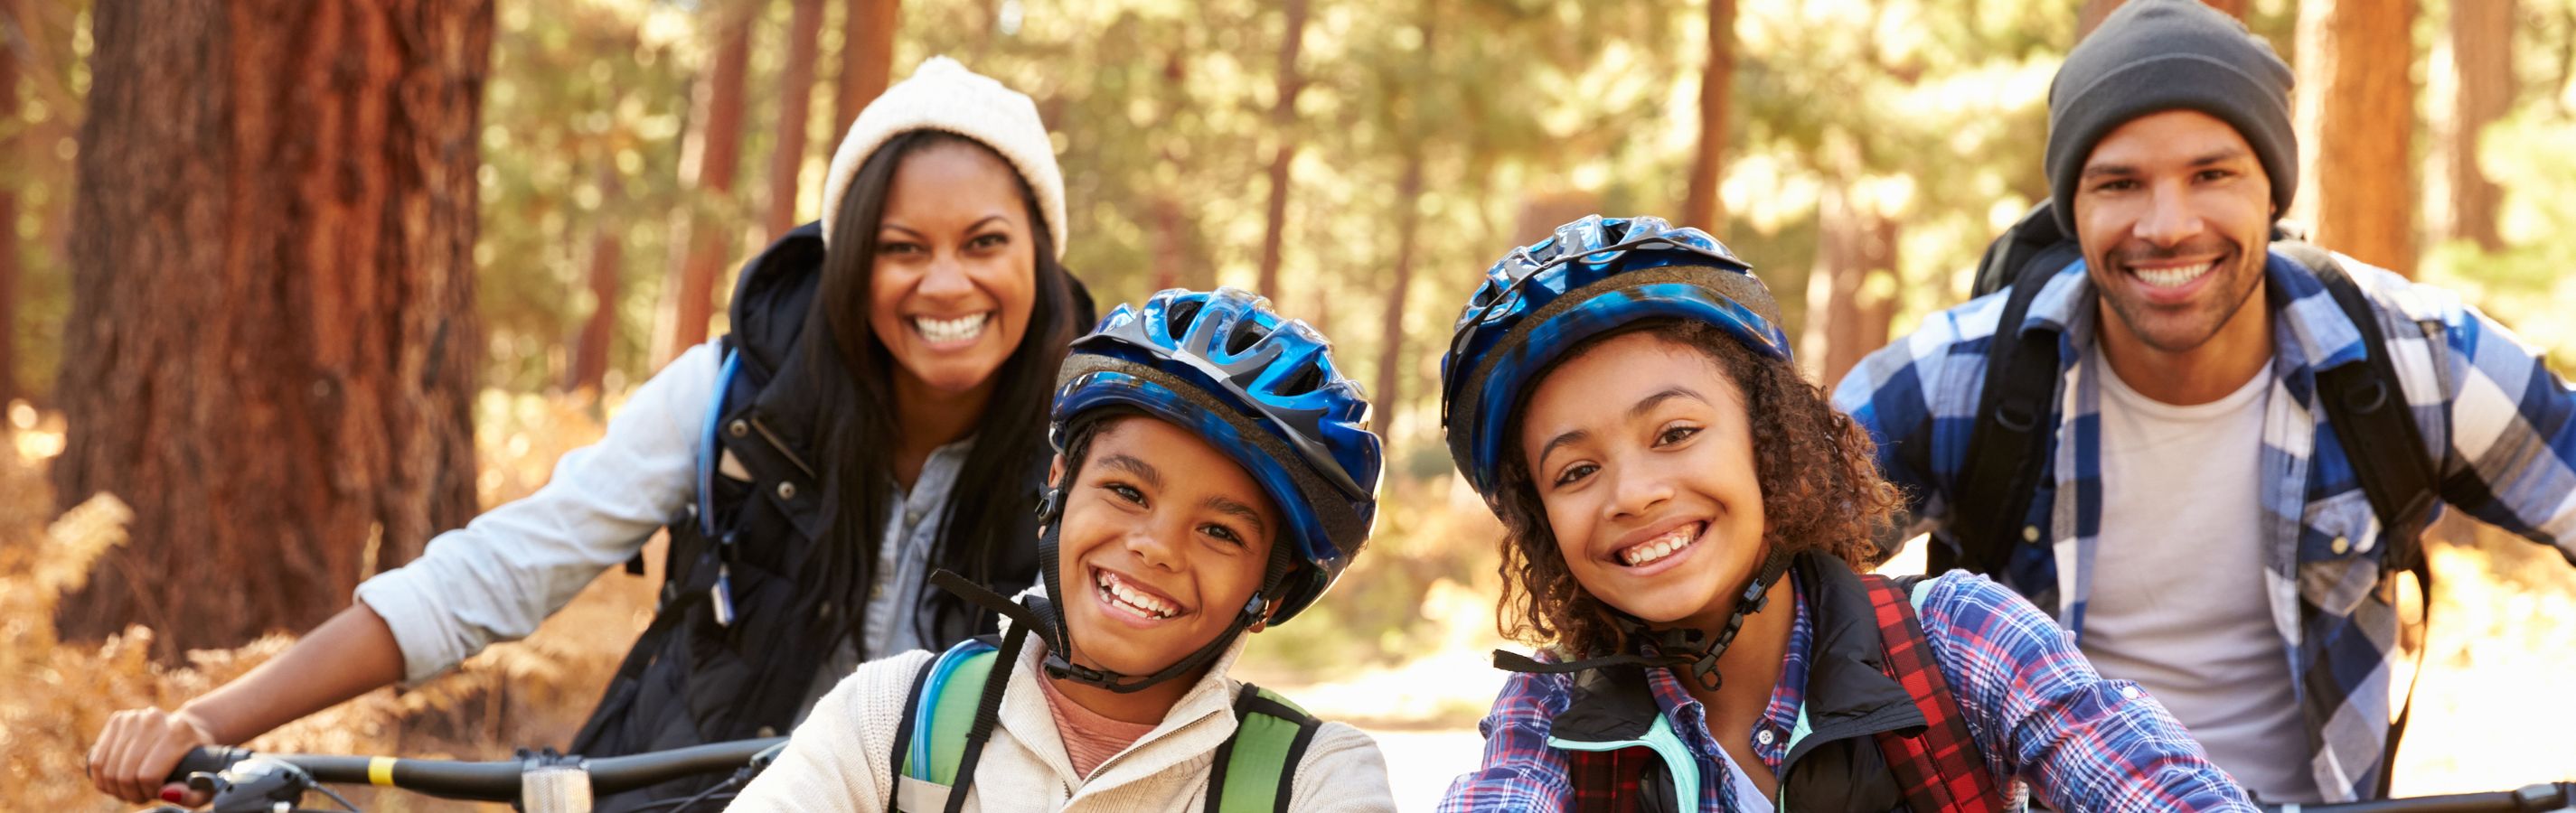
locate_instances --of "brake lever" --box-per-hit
[747,739,790,774]
[187,758,315,813]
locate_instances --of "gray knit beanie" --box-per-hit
[2045,0,2297,234]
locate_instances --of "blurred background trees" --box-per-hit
[0,0,2571,681]
[0,0,2571,806]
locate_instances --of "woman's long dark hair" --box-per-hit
[799,129,1085,648]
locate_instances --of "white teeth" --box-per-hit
[915,313,990,343]
[1620,526,1700,566]
[1094,570,1177,619]
[2131,260,2217,289]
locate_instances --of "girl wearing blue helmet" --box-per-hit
[730,287,1396,813]
[1436,216,2255,813]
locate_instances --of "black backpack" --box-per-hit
[1952,201,2440,799]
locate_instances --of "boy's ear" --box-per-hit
[1048,453,1067,490]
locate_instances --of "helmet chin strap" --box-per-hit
[1492,546,1795,692]
[928,484,1292,695]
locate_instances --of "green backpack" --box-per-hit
[888,636,1323,813]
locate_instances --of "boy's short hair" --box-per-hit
[1489,318,1902,657]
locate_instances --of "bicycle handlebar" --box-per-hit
[166,737,788,802]
[2259,783,2576,813]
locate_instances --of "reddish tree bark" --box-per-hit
[2292,0,2418,276]
[1373,157,1426,414]
[766,0,824,238]
[570,164,623,395]
[0,41,18,406]
[833,0,899,140]
[2440,0,2513,251]
[1801,183,1899,387]
[1150,195,1187,292]
[2079,0,2247,39]
[53,0,489,655]
[659,10,752,365]
[1680,0,1734,234]
[1254,0,1310,302]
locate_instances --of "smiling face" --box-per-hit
[2073,109,2273,355]
[1517,331,1768,630]
[1054,416,1282,677]
[866,141,1039,397]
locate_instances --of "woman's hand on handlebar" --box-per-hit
[84,603,407,807]
[88,706,217,806]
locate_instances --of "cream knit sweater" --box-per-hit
[727,612,1396,813]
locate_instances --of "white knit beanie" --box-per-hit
[819,56,1067,259]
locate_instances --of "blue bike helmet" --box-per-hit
[1440,214,1790,507]
[923,287,1380,694]
[1051,286,1382,625]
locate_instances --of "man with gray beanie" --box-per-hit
[1833,0,2576,803]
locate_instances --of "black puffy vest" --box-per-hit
[1548,552,1962,813]
[568,223,1048,809]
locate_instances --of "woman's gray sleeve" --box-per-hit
[354,342,721,684]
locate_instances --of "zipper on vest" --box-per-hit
[747,416,820,481]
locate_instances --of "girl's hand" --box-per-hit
[89,706,219,806]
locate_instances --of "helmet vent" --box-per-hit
[1226,321,1266,355]
[1276,361,1323,397]
[1166,301,1205,341]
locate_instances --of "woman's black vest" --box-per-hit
[567,223,1049,808]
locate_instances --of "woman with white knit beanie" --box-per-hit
[87,58,1095,813]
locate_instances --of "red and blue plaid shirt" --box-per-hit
[1438,571,2254,813]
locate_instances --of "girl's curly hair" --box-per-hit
[1489,318,1902,657]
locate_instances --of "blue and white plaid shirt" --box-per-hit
[1832,249,2576,801]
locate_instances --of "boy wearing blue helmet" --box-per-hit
[729,288,1395,813]
[1436,217,2254,813]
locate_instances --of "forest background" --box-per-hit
[2,0,2573,809]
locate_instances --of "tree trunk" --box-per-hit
[2291,0,2418,276]
[833,0,899,141]
[767,0,824,238]
[1254,0,1310,302]
[2437,0,2512,251]
[656,10,752,367]
[1150,51,1201,293]
[1374,157,1426,416]
[1151,195,1186,291]
[1800,183,1899,388]
[2079,0,2248,39]
[1680,0,1733,234]
[570,164,622,396]
[53,0,489,655]
[0,41,18,406]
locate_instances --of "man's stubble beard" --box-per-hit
[2094,237,2268,355]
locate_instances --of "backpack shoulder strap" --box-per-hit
[2278,242,2441,573]
[2272,241,2440,800]
[900,638,1003,787]
[1950,244,2075,576]
[1859,575,2007,813]
[883,654,940,813]
[1205,683,1324,813]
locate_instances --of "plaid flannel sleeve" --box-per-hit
[1437,670,1575,813]
[1833,293,2010,544]
[2423,292,2576,561]
[1913,572,2257,813]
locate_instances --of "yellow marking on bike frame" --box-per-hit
[368,757,396,787]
